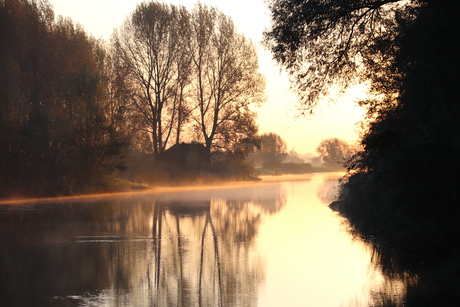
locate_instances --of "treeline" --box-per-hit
[0,0,265,198]
[251,132,313,174]
[341,1,460,259]
[250,133,358,174]
[0,0,128,196]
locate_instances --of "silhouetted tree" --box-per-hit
[112,1,192,157]
[190,3,266,155]
[316,138,356,169]
[0,0,127,196]
[263,0,408,114]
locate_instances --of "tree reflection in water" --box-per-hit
[147,185,286,307]
[0,183,286,306]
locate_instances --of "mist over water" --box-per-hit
[0,173,405,306]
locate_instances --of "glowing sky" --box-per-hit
[49,0,366,154]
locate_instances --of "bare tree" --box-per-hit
[190,3,266,155]
[112,1,192,157]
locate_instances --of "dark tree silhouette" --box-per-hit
[0,0,127,197]
[190,3,266,155]
[264,1,460,298]
[113,2,193,157]
[264,0,409,113]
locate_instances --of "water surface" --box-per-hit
[0,173,403,306]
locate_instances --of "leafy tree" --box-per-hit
[254,133,287,168]
[316,138,355,169]
[0,0,126,196]
[263,0,460,198]
[263,0,413,114]
[211,109,261,178]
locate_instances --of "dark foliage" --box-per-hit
[264,0,411,112]
[341,0,460,251]
[266,0,460,304]
[0,0,128,197]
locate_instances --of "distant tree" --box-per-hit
[190,3,266,155]
[285,148,303,163]
[316,138,355,169]
[255,133,287,168]
[211,110,261,178]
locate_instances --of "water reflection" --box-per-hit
[316,174,341,204]
[1,174,418,306]
[0,183,286,306]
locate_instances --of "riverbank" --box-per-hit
[0,172,266,206]
[0,172,341,206]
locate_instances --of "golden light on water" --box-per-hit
[256,174,386,306]
[0,173,408,306]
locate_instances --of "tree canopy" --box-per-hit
[113,2,192,157]
[254,132,287,168]
[190,3,265,154]
[264,0,420,113]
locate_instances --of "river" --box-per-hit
[0,173,406,306]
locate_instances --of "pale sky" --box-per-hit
[49,0,366,154]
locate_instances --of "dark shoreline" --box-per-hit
[328,197,460,306]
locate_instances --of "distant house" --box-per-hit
[158,142,209,173]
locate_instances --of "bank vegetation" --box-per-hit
[265,0,460,304]
[0,0,266,198]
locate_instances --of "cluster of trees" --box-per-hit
[251,132,314,174]
[265,0,460,300]
[0,0,128,196]
[113,2,264,158]
[0,0,265,197]
[251,133,357,173]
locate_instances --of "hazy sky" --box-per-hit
[49,0,366,154]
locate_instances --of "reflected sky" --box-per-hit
[0,174,405,306]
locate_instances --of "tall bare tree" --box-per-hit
[113,2,192,157]
[190,3,266,155]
